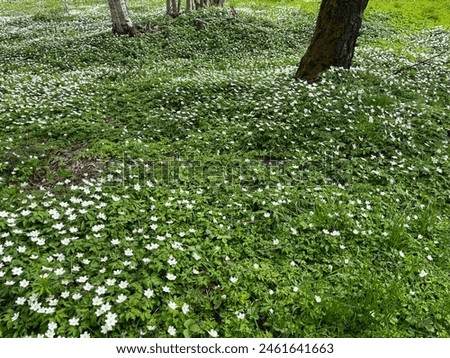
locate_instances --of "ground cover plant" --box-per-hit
[0,0,449,338]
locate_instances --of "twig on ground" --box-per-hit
[392,49,448,75]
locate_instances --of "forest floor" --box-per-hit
[0,0,449,337]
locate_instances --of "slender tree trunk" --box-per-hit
[107,0,138,36]
[167,0,224,16]
[166,0,180,16]
[295,0,369,82]
[186,0,195,11]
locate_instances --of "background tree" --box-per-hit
[166,0,181,17]
[167,0,225,17]
[295,0,369,82]
[107,0,138,36]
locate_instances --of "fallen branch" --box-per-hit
[393,49,448,75]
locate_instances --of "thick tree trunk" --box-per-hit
[295,0,369,82]
[107,0,138,36]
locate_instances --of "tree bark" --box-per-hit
[166,0,181,16]
[295,0,369,82]
[107,0,138,36]
[167,0,224,16]
[186,0,195,11]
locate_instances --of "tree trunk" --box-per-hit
[186,0,195,11]
[167,0,224,16]
[295,0,369,82]
[166,0,180,16]
[107,0,138,36]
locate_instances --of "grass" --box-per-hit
[0,0,449,338]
